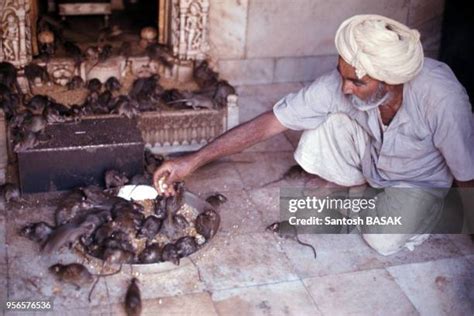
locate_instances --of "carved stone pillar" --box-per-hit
[169,0,210,61]
[0,0,33,68]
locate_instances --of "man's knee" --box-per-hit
[324,113,353,128]
[362,234,406,256]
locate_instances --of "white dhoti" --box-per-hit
[294,113,439,256]
[295,113,368,186]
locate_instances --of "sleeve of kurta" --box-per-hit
[273,70,340,131]
[431,91,474,181]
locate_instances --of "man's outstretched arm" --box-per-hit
[153,110,288,194]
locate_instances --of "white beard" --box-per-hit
[350,83,392,111]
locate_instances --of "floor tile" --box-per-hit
[283,130,302,149]
[7,263,109,310]
[247,187,281,226]
[281,234,386,279]
[107,292,218,316]
[0,264,7,307]
[231,152,297,189]
[467,254,474,265]
[103,260,206,305]
[195,233,298,291]
[387,257,474,315]
[303,269,418,315]
[185,159,244,194]
[212,280,320,316]
[447,234,474,256]
[210,189,264,235]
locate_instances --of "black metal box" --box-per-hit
[18,117,144,193]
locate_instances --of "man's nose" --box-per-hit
[342,81,353,95]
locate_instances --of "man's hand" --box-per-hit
[153,155,197,196]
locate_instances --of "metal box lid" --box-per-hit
[28,117,143,152]
[17,117,144,193]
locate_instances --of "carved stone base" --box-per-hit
[84,57,122,82]
[172,60,194,83]
[85,100,238,154]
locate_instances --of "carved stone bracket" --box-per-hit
[0,0,32,67]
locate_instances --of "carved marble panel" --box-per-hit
[0,0,32,67]
[169,0,210,61]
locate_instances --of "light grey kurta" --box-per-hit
[273,58,474,189]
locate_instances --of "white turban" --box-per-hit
[335,14,424,85]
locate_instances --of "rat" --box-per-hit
[105,76,121,92]
[49,263,122,290]
[104,169,129,189]
[125,278,142,316]
[266,221,317,259]
[161,243,180,265]
[113,97,139,119]
[259,165,307,188]
[104,229,136,251]
[166,94,216,110]
[20,222,54,245]
[103,247,135,264]
[195,209,220,240]
[67,75,85,90]
[212,80,236,108]
[98,90,113,111]
[193,60,218,88]
[138,243,162,264]
[63,41,83,72]
[49,263,94,289]
[205,193,227,208]
[54,188,93,226]
[93,222,117,245]
[42,214,100,254]
[0,61,22,95]
[1,183,21,202]
[87,78,102,93]
[23,115,47,133]
[13,132,40,152]
[175,236,198,258]
[24,63,49,90]
[144,150,164,175]
[153,196,167,220]
[136,216,162,240]
[26,95,49,114]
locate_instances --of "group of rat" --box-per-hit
[1,152,317,315]
[18,149,223,262]
[0,33,235,153]
[15,149,224,313]
[0,149,318,315]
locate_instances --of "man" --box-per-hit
[154,15,474,255]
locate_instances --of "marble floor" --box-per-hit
[1,82,473,315]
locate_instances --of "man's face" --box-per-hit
[337,57,388,105]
